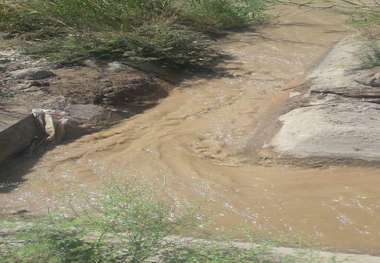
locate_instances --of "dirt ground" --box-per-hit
[0,50,170,129]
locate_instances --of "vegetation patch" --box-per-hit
[347,2,380,69]
[0,0,266,70]
[0,182,325,263]
[352,6,380,40]
[181,0,266,32]
[359,42,380,70]
[159,244,272,263]
[2,183,185,263]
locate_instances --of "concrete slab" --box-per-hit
[0,113,44,163]
[0,110,29,131]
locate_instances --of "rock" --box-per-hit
[0,58,11,63]
[271,101,380,161]
[355,71,380,87]
[101,80,113,88]
[21,86,45,93]
[11,209,29,215]
[32,105,124,142]
[107,61,127,72]
[27,69,55,80]
[289,91,301,98]
[271,37,380,162]
[83,59,97,68]
[0,32,11,40]
[0,114,45,164]
[9,67,56,80]
[64,104,124,137]
[95,75,166,107]
[32,109,68,143]
[368,72,380,87]
[0,58,10,72]
[29,80,50,87]
[65,104,107,122]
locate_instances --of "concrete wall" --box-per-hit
[0,114,44,163]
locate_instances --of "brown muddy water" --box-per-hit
[1,5,380,255]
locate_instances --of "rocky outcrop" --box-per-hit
[33,104,125,142]
[9,67,55,80]
[271,37,380,162]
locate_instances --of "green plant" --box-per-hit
[1,181,333,263]
[0,0,266,69]
[160,244,272,263]
[2,182,184,263]
[349,2,380,39]
[94,183,177,262]
[2,217,103,263]
[126,23,219,67]
[13,0,175,32]
[359,42,380,69]
[23,24,219,68]
[181,0,266,32]
[0,1,69,39]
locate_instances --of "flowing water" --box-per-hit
[2,5,380,255]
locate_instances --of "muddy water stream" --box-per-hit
[2,5,380,255]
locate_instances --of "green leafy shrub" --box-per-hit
[95,184,177,262]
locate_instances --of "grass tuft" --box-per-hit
[181,0,267,32]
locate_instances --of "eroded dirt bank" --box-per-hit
[1,5,380,255]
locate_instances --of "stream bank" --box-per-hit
[1,4,380,256]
